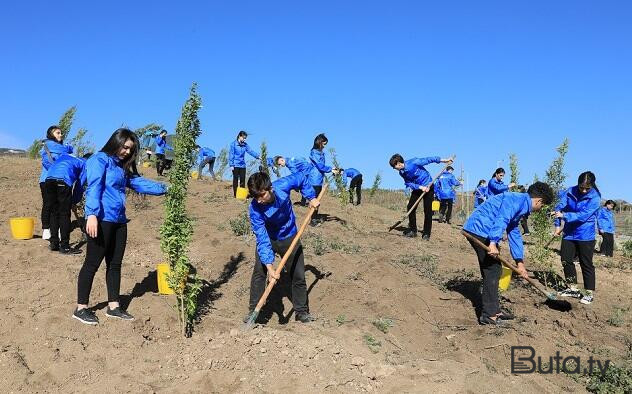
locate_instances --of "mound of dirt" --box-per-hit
[1,156,630,392]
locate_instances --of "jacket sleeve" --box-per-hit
[403,173,421,190]
[553,191,568,227]
[507,223,524,261]
[250,205,275,264]
[488,179,508,195]
[563,196,600,224]
[451,175,462,187]
[310,150,332,173]
[71,164,87,205]
[41,148,54,170]
[245,144,260,160]
[127,176,167,195]
[417,156,441,167]
[596,208,606,231]
[84,155,108,218]
[228,142,235,167]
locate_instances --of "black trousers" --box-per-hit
[45,179,73,248]
[521,217,530,234]
[249,235,308,313]
[77,221,128,304]
[40,182,53,229]
[466,232,502,319]
[599,233,614,257]
[560,239,596,290]
[349,175,362,205]
[155,153,166,175]
[312,185,323,217]
[439,199,453,223]
[407,184,434,236]
[198,157,216,178]
[232,167,246,196]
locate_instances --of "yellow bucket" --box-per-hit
[156,263,174,295]
[432,200,440,212]
[142,162,151,168]
[191,171,199,180]
[10,217,35,240]
[499,266,512,291]
[236,187,249,200]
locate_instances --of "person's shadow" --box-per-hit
[194,253,245,321]
[89,270,159,312]
[445,277,482,319]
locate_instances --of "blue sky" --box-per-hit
[1,1,630,200]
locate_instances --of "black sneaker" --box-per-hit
[105,307,135,321]
[479,315,510,326]
[72,308,99,325]
[295,312,316,323]
[49,242,59,251]
[497,309,515,320]
[60,247,82,255]
[422,234,430,241]
[403,230,417,238]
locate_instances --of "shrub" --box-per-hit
[328,148,349,207]
[369,172,382,197]
[586,363,632,393]
[622,240,632,258]
[215,147,229,180]
[363,334,381,353]
[373,318,394,333]
[229,211,251,237]
[607,307,627,327]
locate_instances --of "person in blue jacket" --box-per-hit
[229,130,260,197]
[73,128,167,325]
[40,125,74,240]
[342,168,363,205]
[44,153,92,254]
[597,200,617,257]
[463,181,554,325]
[154,130,173,176]
[273,155,314,205]
[308,133,335,226]
[473,179,488,209]
[487,168,516,197]
[434,166,461,224]
[389,153,453,239]
[246,171,320,323]
[553,171,601,305]
[197,146,216,180]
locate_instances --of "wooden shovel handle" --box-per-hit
[461,230,551,298]
[388,156,455,232]
[253,183,329,313]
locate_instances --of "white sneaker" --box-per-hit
[580,291,594,305]
[42,229,51,240]
[559,288,581,298]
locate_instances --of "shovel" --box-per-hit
[243,183,328,329]
[461,231,571,311]
[388,156,455,232]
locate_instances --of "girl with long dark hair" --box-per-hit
[73,128,167,325]
[554,171,601,305]
[229,130,260,196]
[307,133,334,226]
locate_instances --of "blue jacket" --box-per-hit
[249,172,317,264]
[474,185,488,208]
[554,186,601,241]
[487,177,509,197]
[39,140,74,183]
[435,172,461,200]
[154,136,172,155]
[45,154,88,204]
[398,157,441,190]
[85,152,167,223]
[464,192,532,261]
[344,168,361,179]
[308,149,332,186]
[229,140,259,168]
[198,147,215,162]
[597,207,615,234]
[284,156,313,175]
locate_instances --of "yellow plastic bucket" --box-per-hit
[432,200,440,212]
[156,263,174,295]
[142,162,151,168]
[236,187,249,200]
[499,266,512,291]
[10,217,35,240]
[191,171,199,180]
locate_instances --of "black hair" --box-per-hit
[160,129,168,135]
[446,166,454,172]
[247,171,272,198]
[46,125,62,142]
[389,154,404,168]
[273,155,284,165]
[527,182,554,205]
[237,130,248,139]
[493,168,505,178]
[605,199,617,209]
[476,179,486,187]
[577,171,598,190]
[312,133,328,150]
[101,128,140,176]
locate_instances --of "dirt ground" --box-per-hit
[1,156,631,393]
